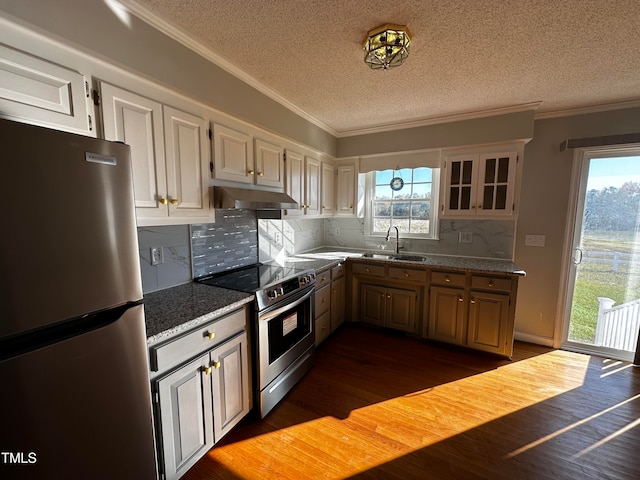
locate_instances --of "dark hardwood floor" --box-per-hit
[184,324,640,479]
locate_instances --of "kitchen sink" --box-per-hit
[362,252,427,262]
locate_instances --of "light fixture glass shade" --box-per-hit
[363,23,411,70]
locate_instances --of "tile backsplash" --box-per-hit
[191,209,258,278]
[138,210,515,293]
[138,225,191,293]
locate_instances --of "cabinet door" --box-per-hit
[156,354,213,480]
[101,83,167,219]
[386,287,417,333]
[336,162,356,216]
[321,161,335,215]
[210,332,250,442]
[213,124,254,183]
[428,286,466,344]
[0,44,94,135]
[316,311,331,345]
[305,155,321,216]
[331,276,345,331]
[360,284,386,326]
[284,149,304,217]
[477,152,517,215]
[443,153,478,216]
[255,139,284,188]
[163,106,210,218]
[467,290,510,356]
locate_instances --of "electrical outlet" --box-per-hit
[150,246,164,266]
[334,227,341,236]
[525,234,546,247]
[459,232,473,243]
[274,232,282,244]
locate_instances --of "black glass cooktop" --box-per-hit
[197,264,306,292]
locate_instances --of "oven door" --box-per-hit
[257,285,314,389]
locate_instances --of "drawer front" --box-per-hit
[315,311,331,345]
[331,263,345,280]
[315,284,331,317]
[352,262,385,277]
[389,266,427,282]
[471,275,512,292]
[430,271,466,287]
[151,308,246,372]
[315,270,331,289]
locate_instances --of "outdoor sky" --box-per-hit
[587,156,640,190]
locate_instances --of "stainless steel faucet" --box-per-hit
[385,226,400,254]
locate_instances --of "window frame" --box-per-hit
[364,167,440,240]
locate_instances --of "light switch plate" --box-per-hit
[525,234,546,247]
[459,232,473,243]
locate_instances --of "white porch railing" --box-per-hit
[595,297,640,351]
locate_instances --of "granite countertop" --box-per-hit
[144,282,253,344]
[272,247,525,277]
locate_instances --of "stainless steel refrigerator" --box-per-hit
[0,119,157,479]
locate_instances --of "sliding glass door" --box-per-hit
[563,146,640,362]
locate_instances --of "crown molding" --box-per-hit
[336,102,543,138]
[119,0,338,137]
[534,99,640,120]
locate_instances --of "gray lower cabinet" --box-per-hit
[150,307,250,480]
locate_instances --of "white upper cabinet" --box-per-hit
[442,149,518,218]
[321,161,335,216]
[0,44,94,136]
[335,159,357,217]
[101,83,212,226]
[212,123,254,184]
[304,155,322,217]
[163,106,211,220]
[254,138,284,189]
[284,149,304,217]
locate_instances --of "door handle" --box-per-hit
[573,248,583,265]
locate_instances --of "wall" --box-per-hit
[514,108,640,345]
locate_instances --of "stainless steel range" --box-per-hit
[198,265,316,417]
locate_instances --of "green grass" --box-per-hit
[569,231,640,343]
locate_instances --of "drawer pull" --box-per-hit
[206,331,215,340]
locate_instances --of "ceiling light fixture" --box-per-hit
[362,23,411,70]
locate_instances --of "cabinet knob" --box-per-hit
[206,331,215,340]
[322,325,327,331]
[213,361,221,369]
[387,294,392,299]
[333,288,337,293]
[321,297,326,303]
[257,171,264,176]
[248,169,255,175]
[170,198,178,205]
[365,267,371,273]
[445,276,451,283]
[404,272,410,277]
[159,198,168,205]
[470,298,476,304]
[488,280,494,287]
[203,366,212,375]
[349,205,353,208]
[458,295,464,302]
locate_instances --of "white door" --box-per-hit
[562,146,640,361]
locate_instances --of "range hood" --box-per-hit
[212,186,298,210]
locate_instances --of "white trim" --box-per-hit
[534,99,640,120]
[119,0,338,137]
[514,332,554,347]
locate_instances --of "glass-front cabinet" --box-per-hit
[443,150,518,217]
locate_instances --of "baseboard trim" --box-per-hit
[514,332,554,347]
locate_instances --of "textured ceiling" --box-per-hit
[125,0,640,136]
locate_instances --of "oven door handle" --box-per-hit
[259,287,314,322]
